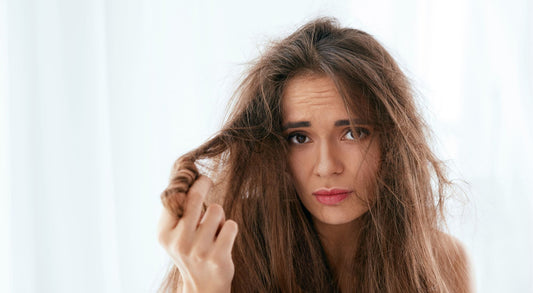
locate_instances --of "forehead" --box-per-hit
[281,74,348,121]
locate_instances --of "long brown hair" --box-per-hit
[159,17,470,292]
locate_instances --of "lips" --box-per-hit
[312,188,352,205]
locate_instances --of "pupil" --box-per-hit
[297,135,306,143]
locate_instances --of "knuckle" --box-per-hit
[190,247,209,262]
[207,255,233,273]
[174,246,188,257]
[171,238,190,256]
[205,257,224,269]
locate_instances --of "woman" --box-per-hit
[157,17,471,292]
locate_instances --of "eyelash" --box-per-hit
[287,132,311,144]
[286,127,371,145]
[344,127,371,141]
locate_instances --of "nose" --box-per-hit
[314,141,343,177]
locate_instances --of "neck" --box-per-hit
[313,217,363,276]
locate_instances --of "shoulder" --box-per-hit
[435,231,469,264]
[433,231,474,293]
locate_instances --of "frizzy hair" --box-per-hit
[159,17,470,292]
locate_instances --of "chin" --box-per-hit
[311,208,368,226]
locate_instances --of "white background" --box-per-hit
[1,0,531,292]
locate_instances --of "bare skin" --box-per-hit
[314,218,362,275]
[157,176,239,293]
[158,74,472,292]
[281,75,472,291]
[282,74,380,276]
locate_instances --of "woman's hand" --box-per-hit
[157,176,239,293]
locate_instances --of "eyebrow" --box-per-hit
[282,121,311,131]
[282,119,369,131]
[334,119,368,126]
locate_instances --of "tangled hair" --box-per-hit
[159,17,470,292]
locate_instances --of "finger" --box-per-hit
[196,204,226,242]
[180,175,213,231]
[157,207,178,246]
[191,204,226,256]
[212,220,239,258]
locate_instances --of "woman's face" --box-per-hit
[282,74,381,227]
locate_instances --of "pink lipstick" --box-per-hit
[312,188,352,205]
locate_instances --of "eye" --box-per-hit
[287,133,310,144]
[343,127,371,141]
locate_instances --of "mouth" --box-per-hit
[312,188,352,205]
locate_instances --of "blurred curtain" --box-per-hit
[1,0,531,292]
[3,0,120,292]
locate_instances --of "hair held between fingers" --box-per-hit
[160,155,200,218]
